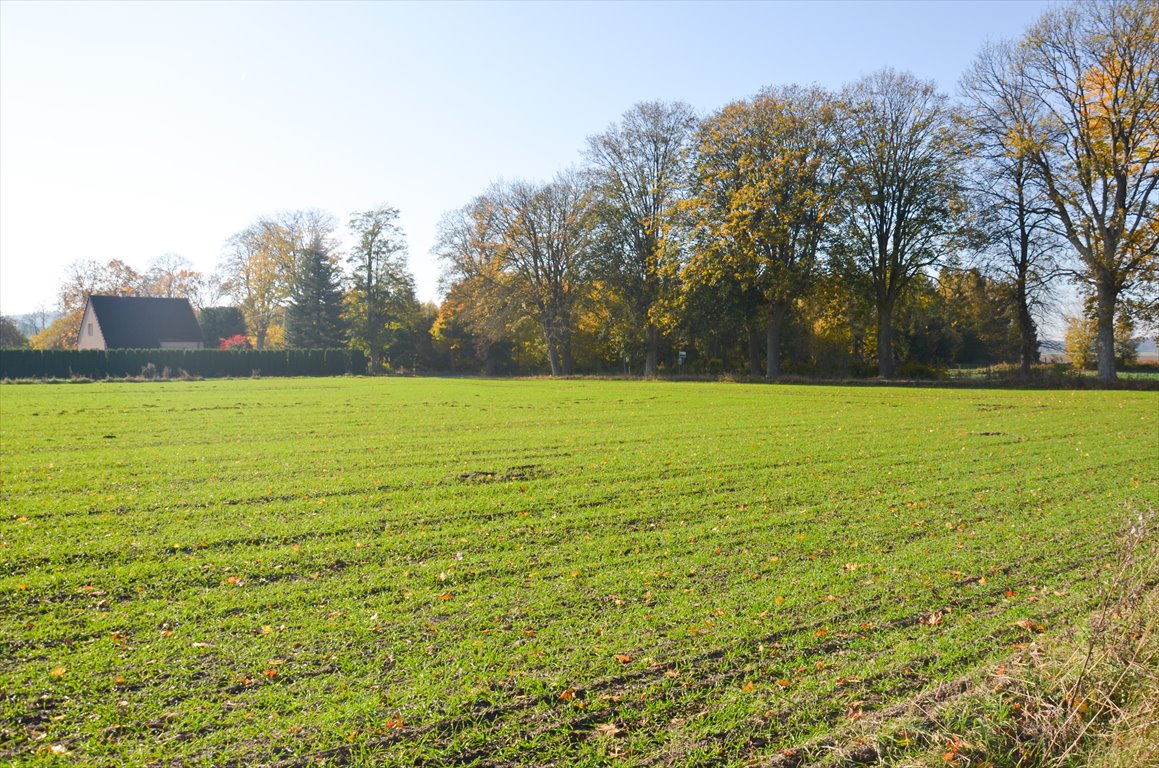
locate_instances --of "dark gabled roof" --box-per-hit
[86,295,203,348]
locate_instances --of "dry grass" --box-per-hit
[794,506,1159,768]
[901,506,1158,768]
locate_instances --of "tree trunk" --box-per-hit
[560,324,573,376]
[747,324,762,376]
[545,333,561,377]
[644,324,659,377]
[1015,279,1038,376]
[1095,283,1117,383]
[766,302,788,379]
[544,342,558,377]
[1015,172,1037,377]
[876,302,895,378]
[483,343,497,376]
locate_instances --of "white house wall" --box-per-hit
[76,302,106,350]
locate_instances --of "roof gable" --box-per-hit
[86,295,203,349]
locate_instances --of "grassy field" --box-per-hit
[1,378,1156,766]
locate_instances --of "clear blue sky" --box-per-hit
[0,0,1053,318]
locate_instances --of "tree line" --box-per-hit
[14,0,1156,381]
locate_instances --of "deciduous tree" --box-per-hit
[489,172,596,376]
[686,85,840,377]
[586,101,699,376]
[1016,0,1158,381]
[434,196,520,374]
[222,219,296,349]
[832,69,965,377]
[345,204,418,372]
[961,42,1064,374]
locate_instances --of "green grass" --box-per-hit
[1,378,1156,766]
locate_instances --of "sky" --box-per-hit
[0,0,1055,319]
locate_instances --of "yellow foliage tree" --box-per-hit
[1018,0,1158,381]
[685,85,839,377]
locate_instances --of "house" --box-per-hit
[77,295,204,350]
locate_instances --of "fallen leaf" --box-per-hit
[595,722,623,737]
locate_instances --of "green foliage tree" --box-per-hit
[220,210,334,349]
[345,205,419,372]
[0,315,28,348]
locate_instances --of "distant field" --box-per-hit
[2,378,1156,766]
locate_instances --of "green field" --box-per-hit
[2,378,1156,766]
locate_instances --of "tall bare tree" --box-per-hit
[833,69,965,378]
[1015,0,1158,381]
[489,172,595,376]
[586,101,699,376]
[961,42,1064,375]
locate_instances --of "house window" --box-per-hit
[87,323,93,336]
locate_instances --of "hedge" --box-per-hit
[0,348,368,380]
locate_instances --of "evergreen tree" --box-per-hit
[198,306,248,347]
[285,236,346,348]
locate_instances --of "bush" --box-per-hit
[0,349,367,380]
